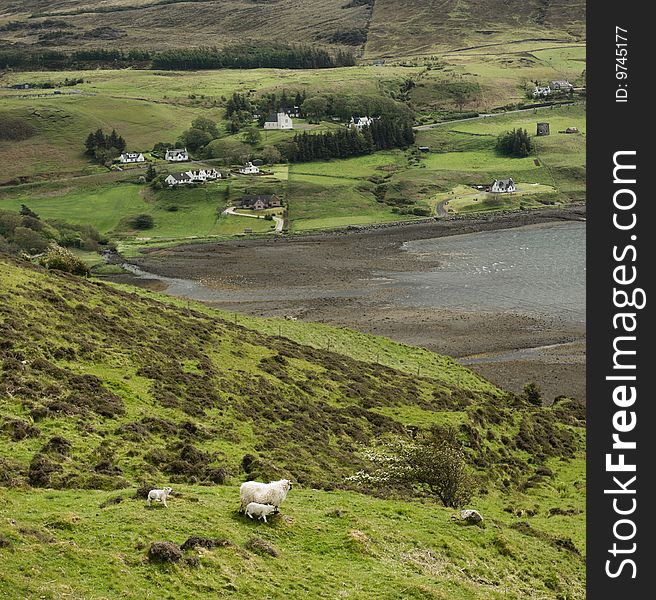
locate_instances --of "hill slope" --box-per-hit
[0,0,584,55]
[0,257,586,597]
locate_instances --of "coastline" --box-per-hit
[109,204,586,402]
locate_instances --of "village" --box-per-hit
[104,101,583,236]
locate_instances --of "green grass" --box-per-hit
[0,478,585,599]
[0,255,586,598]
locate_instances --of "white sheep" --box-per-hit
[239,479,292,513]
[245,502,278,523]
[147,486,173,507]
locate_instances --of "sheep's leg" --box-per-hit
[262,515,267,523]
[163,498,167,507]
[247,513,253,519]
[147,498,151,506]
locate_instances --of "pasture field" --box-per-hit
[0,104,585,247]
[0,474,585,600]
[0,257,586,599]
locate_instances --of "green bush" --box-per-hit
[39,245,90,276]
[131,214,155,230]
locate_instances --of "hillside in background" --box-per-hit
[0,256,585,597]
[0,0,584,56]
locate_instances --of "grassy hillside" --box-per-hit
[366,0,585,57]
[0,256,585,597]
[0,0,584,59]
[0,0,372,52]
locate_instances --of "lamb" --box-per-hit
[239,479,292,513]
[147,486,173,507]
[245,502,278,523]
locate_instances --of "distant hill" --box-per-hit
[0,0,585,56]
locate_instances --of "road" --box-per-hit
[223,206,284,233]
[414,103,577,131]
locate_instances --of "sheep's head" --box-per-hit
[164,487,173,495]
[283,480,292,491]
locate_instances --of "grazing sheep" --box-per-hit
[239,479,292,513]
[245,502,278,523]
[147,486,173,507]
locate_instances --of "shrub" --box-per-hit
[130,214,154,230]
[148,541,183,563]
[28,454,63,488]
[39,245,90,276]
[245,537,278,557]
[13,226,50,254]
[349,427,475,508]
[523,382,543,406]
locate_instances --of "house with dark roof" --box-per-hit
[490,178,516,193]
[549,80,574,92]
[238,194,282,210]
[263,111,293,130]
[119,152,145,164]
[164,173,193,187]
[165,148,189,162]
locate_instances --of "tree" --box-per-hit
[261,145,282,165]
[301,96,328,123]
[349,427,475,508]
[242,126,262,146]
[178,128,212,152]
[523,382,543,406]
[495,128,533,158]
[145,164,157,182]
[191,116,220,139]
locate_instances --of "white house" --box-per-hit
[491,178,516,193]
[532,86,551,98]
[119,152,145,164]
[165,148,189,162]
[165,173,193,187]
[263,111,293,130]
[349,116,375,131]
[239,162,260,175]
[185,168,221,182]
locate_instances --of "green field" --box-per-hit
[0,104,585,247]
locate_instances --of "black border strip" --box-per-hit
[587,3,654,595]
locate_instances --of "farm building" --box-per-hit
[418,146,430,153]
[536,123,550,136]
[239,162,260,175]
[549,80,574,92]
[263,111,293,130]
[165,148,189,162]
[349,116,374,131]
[491,178,516,193]
[238,194,282,210]
[119,152,145,164]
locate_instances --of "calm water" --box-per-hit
[123,222,585,324]
[388,222,586,323]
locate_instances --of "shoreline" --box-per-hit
[110,204,586,402]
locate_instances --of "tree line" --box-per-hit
[0,44,355,71]
[84,128,127,165]
[283,119,415,163]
